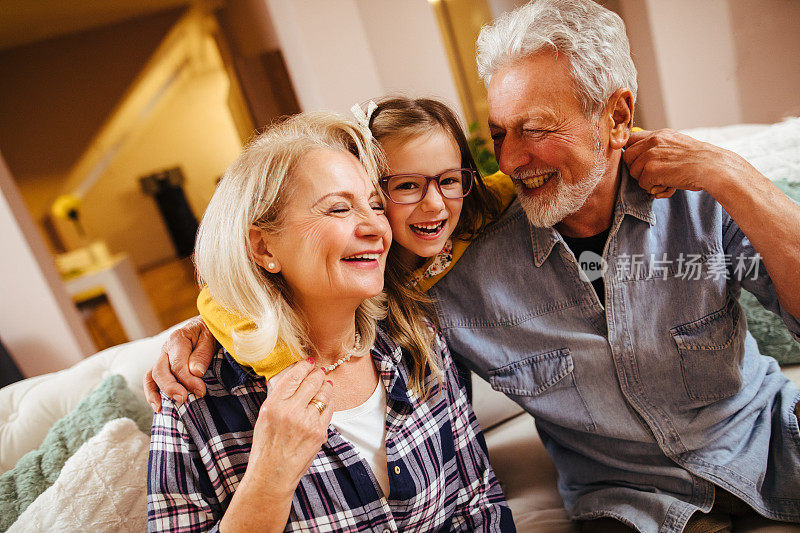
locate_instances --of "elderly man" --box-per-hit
[427,0,800,531]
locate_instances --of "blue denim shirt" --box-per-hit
[429,164,800,532]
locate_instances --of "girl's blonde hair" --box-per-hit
[195,111,442,396]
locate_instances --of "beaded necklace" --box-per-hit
[320,332,362,373]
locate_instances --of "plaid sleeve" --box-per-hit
[437,333,517,532]
[147,396,222,533]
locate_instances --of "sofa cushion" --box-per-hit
[683,116,800,184]
[0,322,183,473]
[8,418,149,533]
[0,375,151,530]
[737,179,800,366]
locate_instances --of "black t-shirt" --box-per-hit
[561,229,610,306]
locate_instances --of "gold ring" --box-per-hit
[309,398,326,415]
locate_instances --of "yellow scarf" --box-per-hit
[198,171,516,379]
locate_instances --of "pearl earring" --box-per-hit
[268,262,275,270]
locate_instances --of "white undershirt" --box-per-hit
[330,381,389,496]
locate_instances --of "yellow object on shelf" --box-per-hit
[51,194,82,220]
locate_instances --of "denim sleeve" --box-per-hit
[722,207,800,342]
[436,332,517,532]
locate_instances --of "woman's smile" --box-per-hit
[340,249,385,269]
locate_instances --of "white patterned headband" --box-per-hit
[350,100,378,138]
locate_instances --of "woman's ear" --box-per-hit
[248,225,280,273]
[605,88,634,150]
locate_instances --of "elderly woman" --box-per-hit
[147,112,513,532]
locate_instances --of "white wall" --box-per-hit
[264,0,463,117]
[729,0,800,123]
[354,0,462,112]
[617,0,800,130]
[642,0,742,129]
[614,0,666,129]
[0,151,94,377]
[265,0,383,113]
[485,0,800,130]
[486,0,524,18]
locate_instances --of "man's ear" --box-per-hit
[604,88,634,150]
[248,225,280,273]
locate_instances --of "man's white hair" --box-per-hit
[476,0,637,116]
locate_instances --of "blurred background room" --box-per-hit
[1,0,799,385]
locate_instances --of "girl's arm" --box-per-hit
[144,287,300,411]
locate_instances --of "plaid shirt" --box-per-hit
[148,325,515,532]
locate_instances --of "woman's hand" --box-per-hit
[221,358,333,532]
[143,316,217,412]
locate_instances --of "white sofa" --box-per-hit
[1,321,799,532]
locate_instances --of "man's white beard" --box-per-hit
[515,136,607,228]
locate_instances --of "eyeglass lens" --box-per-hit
[384,170,473,204]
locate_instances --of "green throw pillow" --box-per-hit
[0,374,152,531]
[739,179,800,366]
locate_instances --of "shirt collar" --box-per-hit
[372,324,413,406]
[615,160,656,227]
[219,349,263,391]
[528,159,655,267]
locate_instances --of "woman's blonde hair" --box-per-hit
[195,111,442,397]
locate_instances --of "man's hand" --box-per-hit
[143,316,217,412]
[625,129,800,320]
[623,129,755,199]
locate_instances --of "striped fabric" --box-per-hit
[147,325,515,532]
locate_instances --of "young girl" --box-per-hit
[144,96,515,402]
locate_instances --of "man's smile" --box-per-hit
[514,169,558,191]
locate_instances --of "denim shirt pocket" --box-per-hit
[488,348,596,431]
[670,298,745,402]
